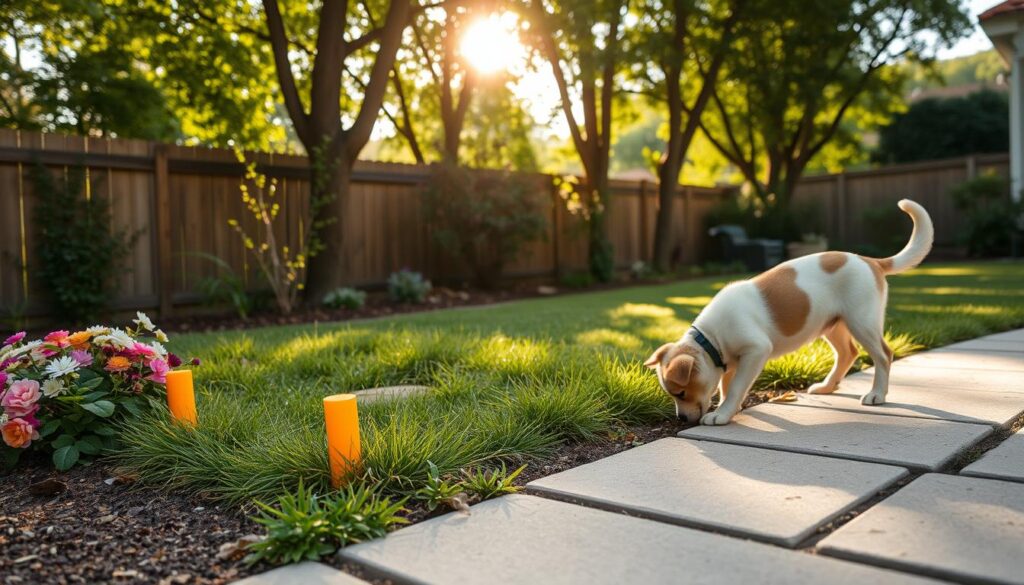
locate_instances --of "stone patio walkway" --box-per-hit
[237,328,1024,585]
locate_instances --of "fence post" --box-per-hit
[550,177,561,280]
[639,180,649,262]
[966,155,978,180]
[154,145,173,317]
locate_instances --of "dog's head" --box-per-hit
[644,342,720,423]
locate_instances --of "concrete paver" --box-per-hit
[339,494,940,585]
[679,401,992,470]
[526,438,907,547]
[895,348,1024,371]
[961,431,1024,483]
[846,364,1023,393]
[232,562,368,585]
[818,473,1024,585]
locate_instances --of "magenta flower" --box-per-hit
[147,358,169,384]
[0,372,6,389]
[70,350,94,367]
[3,331,25,346]
[2,379,41,418]
[167,354,182,368]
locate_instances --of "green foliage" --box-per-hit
[323,288,367,310]
[388,270,432,304]
[560,271,596,289]
[246,482,407,565]
[705,193,822,242]
[874,90,1009,164]
[425,163,548,288]
[192,253,257,320]
[461,463,526,501]
[30,165,136,323]
[950,174,1021,257]
[857,205,911,258]
[414,461,465,512]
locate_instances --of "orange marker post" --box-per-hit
[165,369,198,426]
[324,394,361,487]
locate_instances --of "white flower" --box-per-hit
[10,340,41,357]
[149,341,168,357]
[134,311,155,331]
[94,328,134,349]
[44,356,80,379]
[86,325,111,335]
[0,413,7,426]
[154,329,169,343]
[42,379,66,397]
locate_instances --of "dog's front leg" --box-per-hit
[701,351,770,426]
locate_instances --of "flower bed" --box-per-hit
[1,313,194,470]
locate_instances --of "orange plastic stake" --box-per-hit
[165,370,198,426]
[324,393,361,487]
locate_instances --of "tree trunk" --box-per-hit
[304,148,351,301]
[652,80,684,272]
[588,173,614,282]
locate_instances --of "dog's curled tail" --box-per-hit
[881,199,933,274]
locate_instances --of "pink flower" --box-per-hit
[70,350,94,367]
[128,342,156,361]
[44,330,70,348]
[2,417,39,448]
[2,379,41,418]
[147,358,169,384]
[4,331,25,346]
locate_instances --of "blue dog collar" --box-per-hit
[690,326,727,371]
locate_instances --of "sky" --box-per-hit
[941,0,1002,58]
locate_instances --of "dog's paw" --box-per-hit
[700,411,734,426]
[861,391,886,406]
[807,382,837,395]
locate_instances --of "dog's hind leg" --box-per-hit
[844,313,893,406]
[807,320,858,395]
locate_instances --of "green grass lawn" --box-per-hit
[118,261,1024,505]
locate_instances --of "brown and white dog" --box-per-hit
[645,199,933,425]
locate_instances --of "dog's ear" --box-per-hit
[644,343,675,368]
[664,354,695,388]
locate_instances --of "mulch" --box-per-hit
[0,415,714,584]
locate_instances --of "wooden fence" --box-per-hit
[0,129,1007,320]
[792,153,1010,250]
[0,129,730,319]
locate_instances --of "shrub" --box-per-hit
[859,205,910,257]
[246,482,407,565]
[705,194,822,243]
[323,287,367,310]
[559,271,595,289]
[414,460,465,512]
[0,314,185,470]
[31,165,136,324]
[461,463,526,501]
[951,174,1022,257]
[191,253,257,320]
[630,261,654,281]
[388,270,432,304]
[425,162,547,288]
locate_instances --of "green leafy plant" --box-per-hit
[322,287,366,310]
[191,253,256,319]
[30,165,137,323]
[388,269,432,304]
[559,271,595,289]
[414,461,464,512]
[950,173,1022,257]
[425,162,547,288]
[246,482,408,566]
[461,463,526,501]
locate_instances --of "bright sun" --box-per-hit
[460,13,523,74]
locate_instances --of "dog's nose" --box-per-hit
[677,413,688,423]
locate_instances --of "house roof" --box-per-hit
[980,0,1024,21]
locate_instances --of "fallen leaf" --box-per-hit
[769,391,799,403]
[444,493,471,514]
[216,534,262,561]
[112,569,140,578]
[28,478,67,497]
